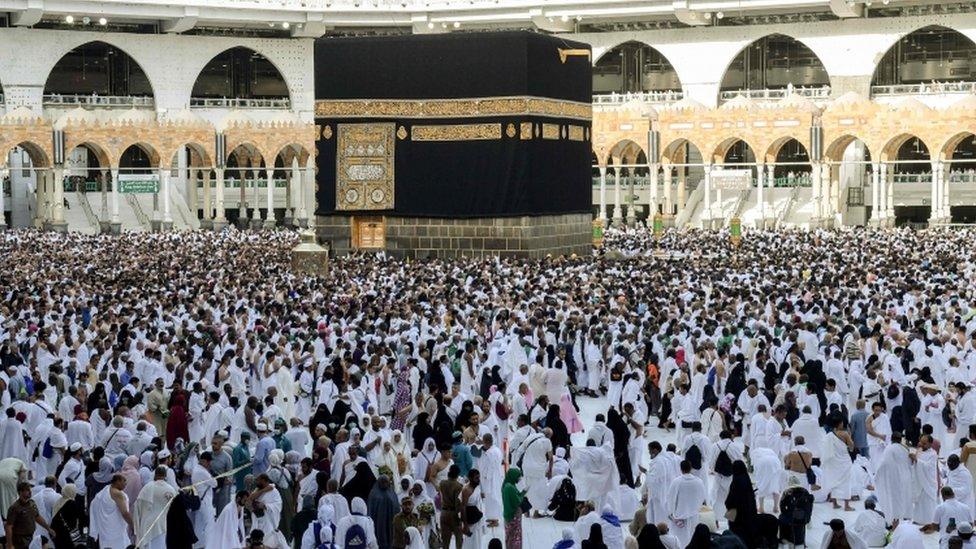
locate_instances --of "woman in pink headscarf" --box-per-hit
[119,454,143,537]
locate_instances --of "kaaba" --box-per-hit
[313,31,593,258]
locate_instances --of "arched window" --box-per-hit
[192,47,288,101]
[720,34,829,93]
[873,26,976,87]
[593,42,681,95]
[44,42,152,98]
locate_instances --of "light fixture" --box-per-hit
[82,16,90,24]
[704,12,712,20]
[98,17,107,25]
[453,21,460,28]
[716,11,724,19]
[427,22,434,29]
[561,15,568,22]
[65,15,74,23]
[282,22,290,29]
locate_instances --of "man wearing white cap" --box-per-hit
[252,422,274,476]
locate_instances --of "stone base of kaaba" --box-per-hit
[316,213,592,259]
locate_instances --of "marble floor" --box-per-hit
[513,394,942,549]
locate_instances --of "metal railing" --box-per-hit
[871,81,976,97]
[949,172,976,183]
[43,94,154,107]
[200,178,289,188]
[125,194,151,230]
[190,97,291,109]
[592,91,683,105]
[893,173,933,184]
[776,184,803,227]
[719,86,832,101]
[772,175,813,188]
[76,189,101,231]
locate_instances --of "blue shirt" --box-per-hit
[252,435,275,475]
[850,410,869,448]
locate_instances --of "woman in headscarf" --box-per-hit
[725,460,758,547]
[454,400,476,432]
[86,456,114,507]
[376,438,402,486]
[411,413,434,453]
[118,455,143,515]
[605,408,634,487]
[391,364,413,432]
[165,394,190,450]
[340,461,377,505]
[309,404,331,438]
[86,383,108,415]
[685,523,713,549]
[412,438,438,487]
[635,525,666,549]
[405,526,425,549]
[366,475,400,549]
[552,528,576,549]
[266,449,296,543]
[390,430,409,477]
[547,477,577,522]
[502,468,526,549]
[479,365,503,400]
[581,524,608,549]
[544,404,571,453]
[51,484,83,549]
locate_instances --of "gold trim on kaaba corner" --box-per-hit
[314,96,591,121]
[558,48,592,64]
[396,126,408,140]
[520,122,533,140]
[411,123,502,142]
[542,124,561,140]
[568,125,585,142]
[321,125,333,140]
[505,124,516,138]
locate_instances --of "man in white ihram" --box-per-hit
[135,466,177,549]
[665,459,706,548]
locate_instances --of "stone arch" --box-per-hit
[191,46,290,102]
[718,33,831,96]
[2,141,50,169]
[607,139,645,169]
[825,134,873,163]
[274,143,312,168]
[117,142,160,172]
[592,40,682,95]
[662,137,706,166]
[940,132,976,164]
[43,40,155,100]
[768,137,812,179]
[712,136,758,165]
[166,142,213,170]
[881,133,932,163]
[872,25,976,88]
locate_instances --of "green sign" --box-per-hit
[118,174,159,194]
[652,214,664,237]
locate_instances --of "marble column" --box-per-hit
[238,169,249,227]
[612,164,623,224]
[213,168,228,231]
[110,168,121,234]
[201,169,212,225]
[930,161,940,224]
[35,169,46,228]
[756,163,765,226]
[100,169,109,224]
[676,166,686,218]
[598,166,607,220]
[51,168,66,232]
[885,164,894,226]
[0,167,7,230]
[870,163,880,226]
[810,163,822,222]
[302,161,315,228]
[943,165,951,222]
[161,169,173,230]
[264,168,276,228]
[821,164,832,225]
[703,163,712,228]
[648,163,659,219]
[662,163,672,217]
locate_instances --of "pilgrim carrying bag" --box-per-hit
[464,505,484,525]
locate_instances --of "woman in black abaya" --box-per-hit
[605,408,634,487]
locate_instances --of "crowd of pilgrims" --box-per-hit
[0,225,975,549]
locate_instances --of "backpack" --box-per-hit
[344,522,368,549]
[41,437,54,459]
[714,446,733,476]
[313,521,334,549]
[685,443,703,470]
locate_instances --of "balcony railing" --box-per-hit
[190,97,292,109]
[205,178,289,188]
[42,94,154,107]
[719,86,832,101]
[871,81,976,97]
[593,91,683,105]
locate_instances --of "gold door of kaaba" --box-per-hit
[352,216,386,249]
